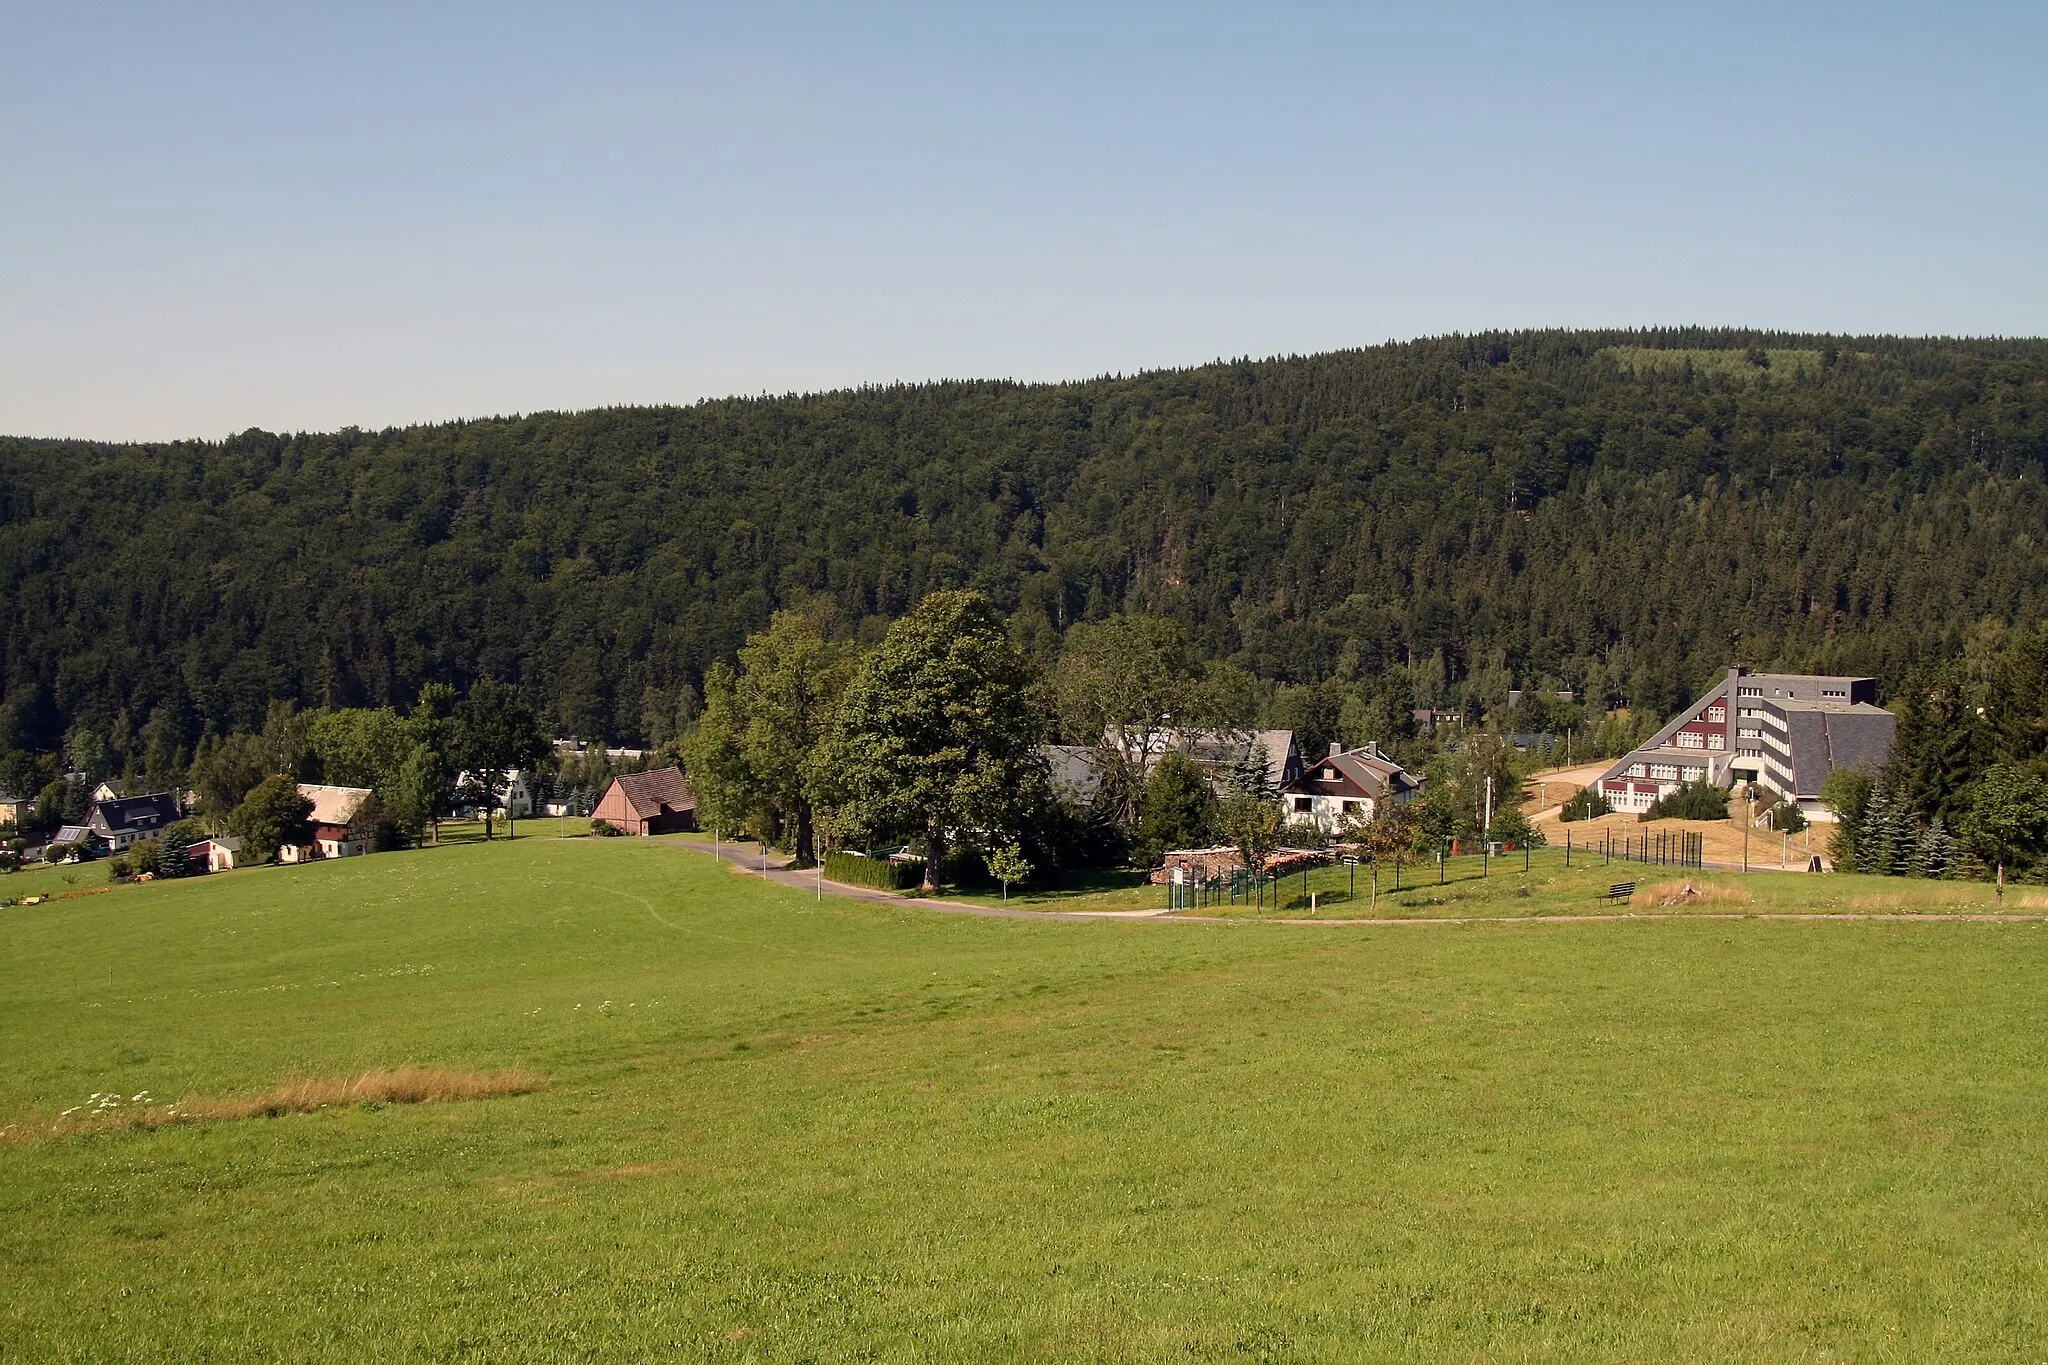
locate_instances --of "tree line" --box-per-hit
[1,329,2045,781]
[685,595,1554,892]
[1822,623,2048,888]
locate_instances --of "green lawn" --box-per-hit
[4,838,2046,1360]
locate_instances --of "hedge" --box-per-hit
[823,850,924,892]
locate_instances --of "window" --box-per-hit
[1321,767,1336,780]
[1739,686,1762,697]
[1739,707,1764,720]
[1822,688,1846,699]
[1292,797,1312,813]
[1342,800,1363,815]
[1738,727,1761,740]
[1628,764,1646,777]
[1706,706,1725,722]
[1650,764,1679,782]
[1707,734,1724,750]
[1676,731,1704,749]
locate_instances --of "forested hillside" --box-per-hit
[3,328,2045,765]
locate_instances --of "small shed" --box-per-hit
[189,835,242,873]
[592,767,698,835]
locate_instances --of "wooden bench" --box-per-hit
[1598,882,1635,904]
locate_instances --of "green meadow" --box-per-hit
[4,838,2047,1361]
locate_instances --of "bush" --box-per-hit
[1769,801,1808,833]
[1559,786,1611,822]
[1642,781,1730,821]
[1485,806,1546,848]
[123,838,163,877]
[589,819,624,837]
[1279,818,1327,850]
[822,850,922,892]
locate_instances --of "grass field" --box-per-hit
[4,838,2047,1360]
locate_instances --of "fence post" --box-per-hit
[1566,832,1571,868]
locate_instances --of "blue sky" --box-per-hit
[4,2,2043,440]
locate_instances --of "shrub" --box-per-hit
[1642,781,1730,821]
[589,819,624,837]
[822,850,922,892]
[1279,818,1327,850]
[1485,805,1546,848]
[127,838,164,878]
[1559,786,1611,822]
[1769,801,1808,833]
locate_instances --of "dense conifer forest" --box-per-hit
[2,328,2044,769]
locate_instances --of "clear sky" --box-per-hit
[4,2,2044,441]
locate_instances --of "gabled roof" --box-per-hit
[296,784,373,827]
[86,791,180,835]
[607,767,696,821]
[1286,745,1422,800]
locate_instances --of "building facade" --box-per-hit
[1281,742,1424,835]
[1597,668,1891,819]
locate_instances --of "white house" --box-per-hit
[1280,742,1424,836]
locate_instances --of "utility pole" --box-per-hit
[1483,776,1494,839]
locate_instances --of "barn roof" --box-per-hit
[607,767,696,820]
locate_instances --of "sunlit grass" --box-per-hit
[3,837,2045,1359]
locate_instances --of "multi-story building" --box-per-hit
[1597,668,1894,820]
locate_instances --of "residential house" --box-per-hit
[47,825,94,859]
[84,791,181,852]
[1281,742,1424,836]
[1597,667,1894,820]
[592,767,697,835]
[91,780,123,803]
[279,785,374,862]
[0,792,29,828]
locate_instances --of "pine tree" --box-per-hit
[1914,817,1954,880]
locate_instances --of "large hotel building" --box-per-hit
[1596,667,1895,822]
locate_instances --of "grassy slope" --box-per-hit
[950,846,2044,920]
[3,839,2046,1361]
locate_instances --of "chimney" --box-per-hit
[1328,740,1343,757]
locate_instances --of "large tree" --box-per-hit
[451,681,550,840]
[308,706,413,791]
[734,605,854,866]
[1961,763,2048,897]
[1134,751,1218,867]
[824,590,1046,892]
[227,776,315,864]
[1053,614,1202,834]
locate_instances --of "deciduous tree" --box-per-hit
[823,590,1046,893]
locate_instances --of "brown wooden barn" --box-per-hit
[592,767,698,835]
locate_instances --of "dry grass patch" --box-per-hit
[1643,879,1750,907]
[3,1066,540,1141]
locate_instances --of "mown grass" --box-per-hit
[1173,848,2044,921]
[3,837,2046,1360]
